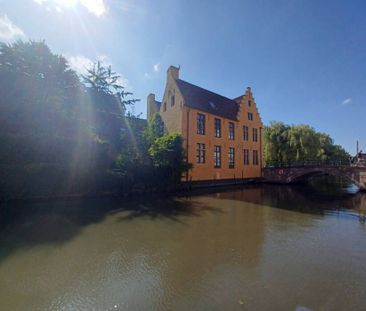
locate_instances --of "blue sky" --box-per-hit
[0,0,365,153]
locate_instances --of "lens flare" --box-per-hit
[54,0,78,7]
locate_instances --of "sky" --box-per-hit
[0,0,365,153]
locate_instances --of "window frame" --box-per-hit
[214,118,221,138]
[197,113,206,135]
[228,147,235,168]
[228,122,235,140]
[243,149,250,165]
[253,150,259,165]
[196,143,206,164]
[243,126,249,141]
[253,128,258,142]
[214,145,221,168]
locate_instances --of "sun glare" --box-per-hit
[54,0,78,7]
[35,0,106,16]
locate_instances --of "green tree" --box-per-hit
[264,121,291,165]
[81,61,140,154]
[143,113,165,145]
[82,61,139,114]
[264,121,350,166]
[287,125,321,162]
[0,40,123,199]
[0,40,84,136]
[148,132,191,185]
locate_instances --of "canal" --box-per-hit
[1,178,366,310]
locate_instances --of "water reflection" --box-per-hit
[0,197,224,265]
[0,178,366,310]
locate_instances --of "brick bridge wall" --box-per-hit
[263,166,366,191]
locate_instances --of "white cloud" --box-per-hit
[33,0,106,17]
[67,55,93,76]
[80,0,106,17]
[67,54,130,88]
[0,15,26,41]
[341,98,352,105]
[153,63,160,72]
[116,74,129,89]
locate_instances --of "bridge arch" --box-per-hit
[263,166,366,191]
[288,168,358,186]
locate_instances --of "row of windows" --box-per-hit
[198,113,258,142]
[196,144,259,168]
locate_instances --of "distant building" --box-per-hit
[147,66,264,181]
[352,150,366,166]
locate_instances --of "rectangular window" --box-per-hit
[243,149,249,165]
[163,102,167,112]
[197,113,205,135]
[171,95,175,106]
[243,126,249,141]
[253,150,259,165]
[248,100,251,107]
[214,118,221,138]
[248,112,253,121]
[228,122,235,140]
[214,145,221,168]
[196,143,205,163]
[253,128,258,142]
[229,147,235,168]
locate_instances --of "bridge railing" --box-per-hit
[264,160,353,169]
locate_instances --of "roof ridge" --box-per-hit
[177,79,236,103]
[233,95,244,101]
[175,78,239,120]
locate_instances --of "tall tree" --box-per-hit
[0,40,83,136]
[0,40,119,199]
[143,113,165,145]
[264,122,350,165]
[82,61,139,114]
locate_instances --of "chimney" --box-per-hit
[147,93,157,120]
[167,65,180,80]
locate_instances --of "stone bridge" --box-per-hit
[263,165,366,191]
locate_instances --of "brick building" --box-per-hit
[147,66,263,181]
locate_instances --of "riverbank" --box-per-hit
[0,177,263,204]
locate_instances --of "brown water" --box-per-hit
[1,182,366,311]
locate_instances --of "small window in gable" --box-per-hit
[163,102,167,112]
[171,95,175,106]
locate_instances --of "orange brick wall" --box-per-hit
[182,104,263,181]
